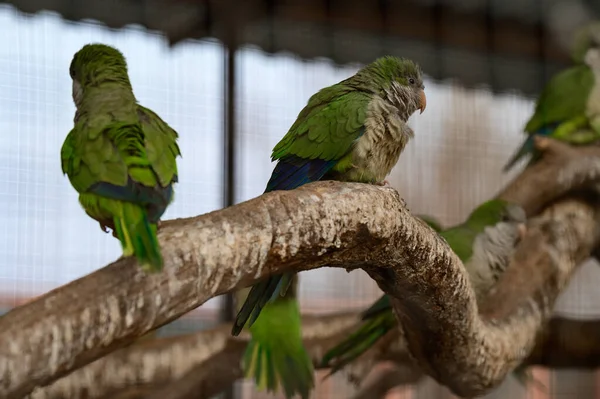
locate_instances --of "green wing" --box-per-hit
[271,84,371,163]
[416,214,444,233]
[61,121,136,194]
[525,64,594,134]
[137,105,180,188]
[441,226,478,263]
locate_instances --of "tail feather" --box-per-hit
[320,314,394,377]
[243,299,314,399]
[504,125,558,173]
[503,135,536,173]
[233,273,294,336]
[232,278,277,336]
[114,202,163,272]
[361,294,392,321]
[244,339,313,398]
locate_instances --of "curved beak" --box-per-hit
[418,89,427,114]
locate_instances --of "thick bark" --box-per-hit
[29,313,600,399]
[496,137,600,215]
[1,138,600,398]
[28,314,358,399]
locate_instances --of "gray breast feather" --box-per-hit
[464,222,522,302]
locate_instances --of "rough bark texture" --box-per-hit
[29,313,600,399]
[28,314,358,399]
[2,138,600,398]
[496,137,600,215]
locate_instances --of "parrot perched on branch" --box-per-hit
[503,21,600,172]
[320,199,527,375]
[61,43,181,273]
[231,56,427,398]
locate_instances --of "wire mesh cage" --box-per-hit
[1,0,600,397]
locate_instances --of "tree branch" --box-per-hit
[2,138,600,398]
[496,137,600,215]
[28,313,358,399]
[31,311,600,399]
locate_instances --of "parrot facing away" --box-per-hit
[503,21,600,172]
[231,56,427,398]
[320,199,527,375]
[61,43,181,272]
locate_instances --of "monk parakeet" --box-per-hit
[503,21,600,171]
[320,199,527,374]
[231,56,427,398]
[61,44,181,272]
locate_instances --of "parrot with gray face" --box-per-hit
[232,56,427,399]
[320,199,527,374]
[61,43,181,272]
[503,21,600,172]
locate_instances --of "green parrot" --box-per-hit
[61,44,181,272]
[235,275,313,398]
[503,21,600,172]
[320,199,527,375]
[232,56,427,398]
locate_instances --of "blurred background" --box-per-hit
[1,0,600,397]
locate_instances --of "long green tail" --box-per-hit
[243,298,314,399]
[232,272,294,336]
[114,201,163,272]
[360,294,392,321]
[320,310,395,377]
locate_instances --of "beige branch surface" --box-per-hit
[2,138,600,399]
[29,313,358,399]
[30,312,600,399]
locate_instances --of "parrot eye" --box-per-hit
[409,78,415,85]
[69,66,76,79]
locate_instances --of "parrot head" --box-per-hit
[357,56,427,117]
[571,21,600,66]
[466,199,527,230]
[69,43,131,107]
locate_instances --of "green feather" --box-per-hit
[524,65,594,135]
[61,43,180,272]
[504,63,598,172]
[271,87,370,166]
[243,291,314,399]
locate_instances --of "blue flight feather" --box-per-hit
[265,156,337,193]
[89,176,175,223]
[503,122,561,172]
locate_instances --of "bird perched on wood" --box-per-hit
[61,43,181,272]
[232,55,427,399]
[320,199,527,375]
[504,21,600,171]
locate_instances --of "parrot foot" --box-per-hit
[533,135,551,150]
[375,180,390,187]
[99,222,118,238]
[517,223,527,241]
